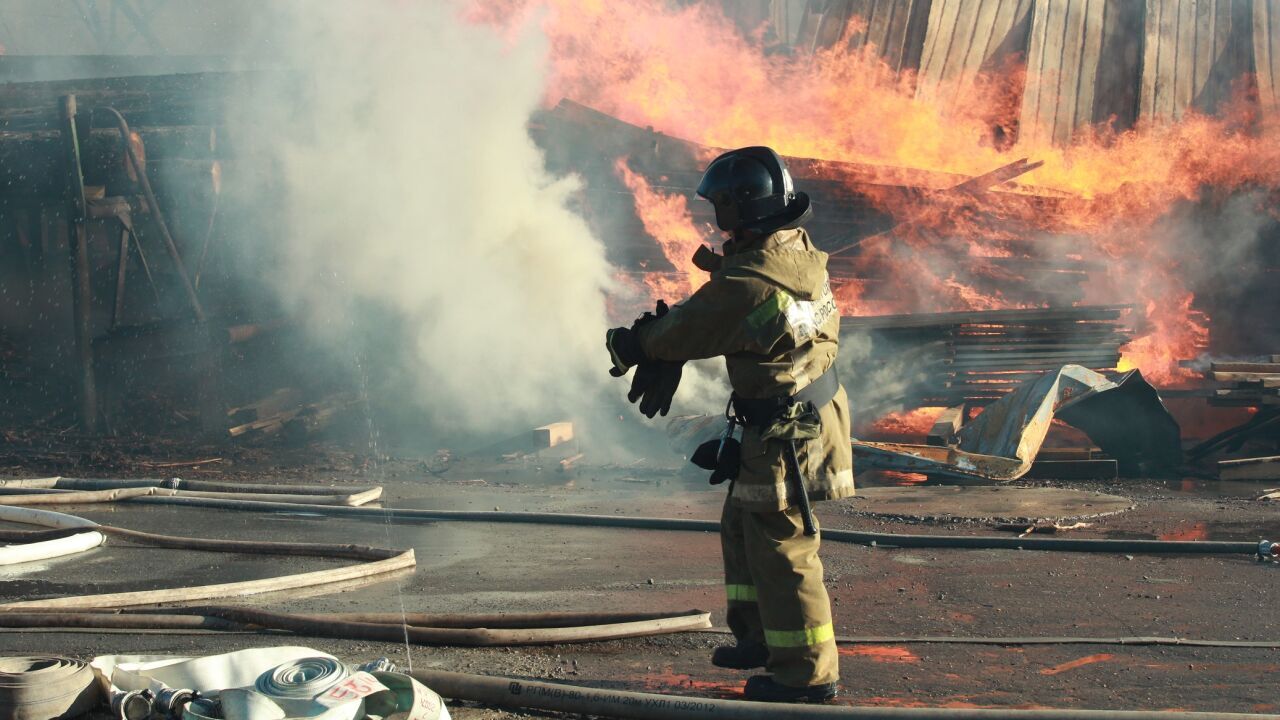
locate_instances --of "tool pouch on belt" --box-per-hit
[759,401,823,442]
[731,367,840,437]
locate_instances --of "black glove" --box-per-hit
[632,360,683,418]
[609,300,685,418]
[606,327,645,376]
[605,300,670,376]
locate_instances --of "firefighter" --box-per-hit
[606,146,853,703]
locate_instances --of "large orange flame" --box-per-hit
[470,0,1280,386]
[613,158,709,300]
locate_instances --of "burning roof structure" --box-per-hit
[517,0,1280,414]
[0,0,1279,447]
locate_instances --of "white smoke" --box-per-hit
[231,1,613,432]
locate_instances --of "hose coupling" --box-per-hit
[1259,540,1279,562]
[110,688,155,720]
[153,687,198,719]
[356,658,397,673]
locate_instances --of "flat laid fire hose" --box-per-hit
[0,657,100,720]
[83,495,1266,556]
[411,668,1278,720]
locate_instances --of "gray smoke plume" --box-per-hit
[228,1,615,435]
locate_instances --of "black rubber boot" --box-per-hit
[710,643,769,669]
[743,675,838,703]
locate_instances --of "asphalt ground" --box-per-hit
[1,459,1278,717]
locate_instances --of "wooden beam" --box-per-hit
[926,405,965,446]
[1219,455,1280,481]
[60,95,98,433]
[533,422,574,449]
[1211,362,1280,373]
[1212,372,1280,386]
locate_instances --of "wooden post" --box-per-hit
[59,94,98,433]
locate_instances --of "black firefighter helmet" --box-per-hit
[695,146,812,235]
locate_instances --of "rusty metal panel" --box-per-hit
[851,365,1180,482]
[1019,0,1143,145]
[1255,0,1280,115]
[916,0,1035,106]
[1139,0,1253,122]
[845,0,934,73]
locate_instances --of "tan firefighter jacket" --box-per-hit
[636,227,855,512]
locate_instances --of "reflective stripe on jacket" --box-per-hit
[636,228,854,511]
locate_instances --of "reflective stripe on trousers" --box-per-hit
[764,623,835,648]
[719,496,839,686]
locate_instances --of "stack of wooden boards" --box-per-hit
[227,388,356,442]
[1197,357,1280,482]
[1209,357,1280,407]
[1219,455,1280,481]
[842,305,1133,410]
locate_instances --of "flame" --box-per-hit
[865,407,944,439]
[469,0,1280,386]
[613,157,709,301]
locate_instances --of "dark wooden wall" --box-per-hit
[1139,0,1254,122]
[1019,0,1144,146]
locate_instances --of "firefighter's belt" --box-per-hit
[731,367,839,432]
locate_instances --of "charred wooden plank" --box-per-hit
[1219,455,1280,481]
[1210,362,1280,373]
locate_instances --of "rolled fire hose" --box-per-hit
[89,494,1267,556]
[410,668,1276,720]
[0,657,100,720]
[0,505,103,567]
[250,657,358,720]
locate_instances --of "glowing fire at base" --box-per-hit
[865,407,945,439]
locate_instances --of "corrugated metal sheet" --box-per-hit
[851,366,1180,482]
[1255,0,1280,115]
[916,0,1035,106]
[1139,0,1253,122]
[845,0,933,73]
[1019,0,1143,146]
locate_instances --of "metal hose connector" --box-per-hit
[153,687,198,719]
[356,658,397,674]
[110,688,154,720]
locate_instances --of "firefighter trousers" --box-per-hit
[720,494,839,687]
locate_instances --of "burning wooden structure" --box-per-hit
[1,0,1280,452]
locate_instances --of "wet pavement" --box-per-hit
[1,460,1279,717]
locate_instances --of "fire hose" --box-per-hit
[0,485,383,507]
[0,657,100,720]
[0,607,712,646]
[0,505,103,566]
[56,493,1269,556]
[0,515,413,610]
[409,668,1277,720]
